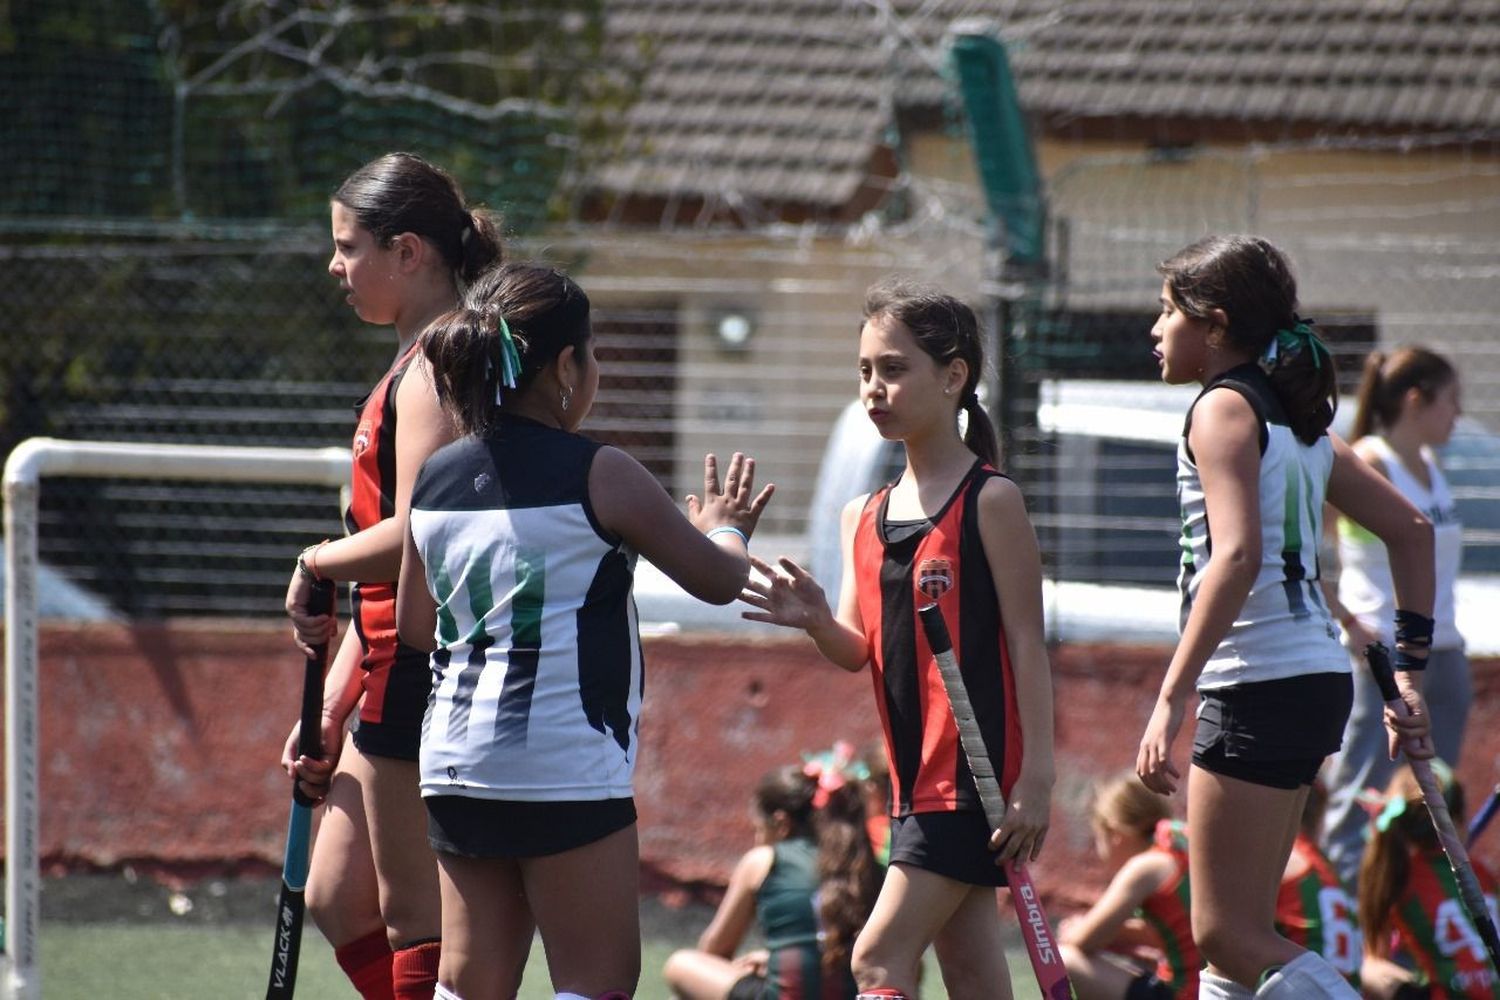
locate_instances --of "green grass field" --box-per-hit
[29,875,1035,998]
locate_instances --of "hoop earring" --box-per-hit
[560,386,573,412]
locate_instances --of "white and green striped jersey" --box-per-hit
[1176,365,1344,689]
[409,416,642,801]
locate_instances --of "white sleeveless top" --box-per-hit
[1337,436,1463,649]
[409,417,643,802]
[1177,366,1345,690]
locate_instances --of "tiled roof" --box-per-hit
[597,0,1500,212]
[597,1,896,215]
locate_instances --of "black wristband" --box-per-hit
[1393,609,1434,671]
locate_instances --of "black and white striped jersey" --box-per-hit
[1177,364,1344,690]
[409,415,642,800]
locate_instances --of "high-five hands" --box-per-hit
[686,452,774,540]
[739,555,831,630]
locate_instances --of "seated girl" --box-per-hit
[664,750,880,1000]
[1358,764,1498,1000]
[1058,773,1201,1000]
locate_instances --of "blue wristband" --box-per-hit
[706,525,749,547]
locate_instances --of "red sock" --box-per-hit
[392,939,441,1000]
[334,929,396,1000]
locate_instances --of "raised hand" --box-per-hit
[686,452,774,540]
[739,554,832,630]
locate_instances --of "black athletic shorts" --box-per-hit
[351,641,432,761]
[727,972,768,1000]
[1125,972,1176,1000]
[887,810,1008,887]
[426,795,636,859]
[1192,671,1353,790]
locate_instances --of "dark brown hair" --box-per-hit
[1350,346,1458,442]
[753,766,880,977]
[863,278,1000,467]
[1357,767,1466,956]
[1159,235,1337,446]
[334,152,502,285]
[421,263,592,435]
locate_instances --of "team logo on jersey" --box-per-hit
[353,419,373,458]
[916,557,952,601]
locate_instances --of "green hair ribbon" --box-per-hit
[493,315,522,405]
[1259,314,1330,374]
[1373,757,1455,832]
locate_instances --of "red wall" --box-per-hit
[9,623,1499,909]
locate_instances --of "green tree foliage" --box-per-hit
[1,0,635,228]
[0,2,641,616]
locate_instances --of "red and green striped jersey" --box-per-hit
[1391,847,1499,999]
[756,838,858,999]
[1275,834,1361,988]
[1137,820,1201,1000]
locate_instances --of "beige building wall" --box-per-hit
[570,229,985,538]
[557,136,1500,541]
[910,131,1500,427]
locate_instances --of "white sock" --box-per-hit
[434,986,463,1000]
[1253,951,1359,999]
[1199,969,1254,998]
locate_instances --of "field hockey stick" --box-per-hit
[915,596,1076,1000]
[266,578,336,1000]
[1364,641,1500,974]
[1468,781,1500,845]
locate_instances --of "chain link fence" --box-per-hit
[7,4,1500,622]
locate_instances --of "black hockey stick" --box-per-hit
[266,578,335,999]
[1469,780,1500,846]
[914,572,1075,1000]
[1364,641,1500,975]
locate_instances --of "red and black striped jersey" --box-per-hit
[851,462,1022,817]
[346,342,423,692]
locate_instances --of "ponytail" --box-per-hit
[1159,235,1337,446]
[812,781,881,976]
[334,152,504,287]
[1350,350,1388,443]
[1263,317,1339,446]
[459,209,504,285]
[961,394,1001,468]
[1357,766,1465,955]
[1349,346,1458,443]
[422,263,592,435]
[1357,811,1411,955]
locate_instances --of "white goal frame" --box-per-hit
[2,438,350,1000]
